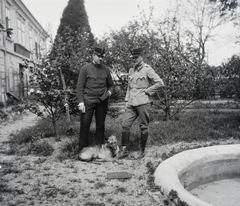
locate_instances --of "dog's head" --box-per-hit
[106,135,118,151]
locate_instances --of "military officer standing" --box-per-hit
[77,47,114,151]
[119,47,165,159]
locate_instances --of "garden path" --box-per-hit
[0,111,39,156]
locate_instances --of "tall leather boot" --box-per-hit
[140,132,148,154]
[134,132,148,159]
[118,131,130,159]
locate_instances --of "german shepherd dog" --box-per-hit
[78,135,120,161]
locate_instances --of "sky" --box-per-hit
[21,0,240,66]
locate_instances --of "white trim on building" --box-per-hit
[0,0,48,105]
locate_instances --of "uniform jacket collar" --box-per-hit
[134,62,144,72]
[92,61,102,68]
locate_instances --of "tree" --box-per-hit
[198,65,219,99]
[175,0,238,98]
[143,15,199,120]
[98,1,239,120]
[219,55,240,98]
[27,59,66,140]
[209,0,238,17]
[24,0,95,138]
[99,14,199,120]
[50,0,94,89]
[98,20,150,98]
[48,0,95,123]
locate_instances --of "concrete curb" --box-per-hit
[154,144,240,206]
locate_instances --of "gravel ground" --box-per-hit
[0,111,166,206]
[0,111,239,206]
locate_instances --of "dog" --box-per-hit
[78,135,120,162]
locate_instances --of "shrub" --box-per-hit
[9,119,55,155]
[146,161,162,192]
[107,106,121,119]
[32,141,54,156]
[56,115,79,135]
[148,111,240,145]
[58,136,79,160]
[10,128,37,144]
[0,110,8,121]
[7,104,26,114]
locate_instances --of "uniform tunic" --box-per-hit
[122,62,164,133]
[77,62,114,104]
[125,63,164,106]
[76,62,114,150]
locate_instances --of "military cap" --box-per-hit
[130,47,144,58]
[94,46,105,57]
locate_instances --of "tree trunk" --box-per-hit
[59,67,71,123]
[165,106,170,121]
[52,117,60,141]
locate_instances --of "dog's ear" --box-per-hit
[107,135,116,143]
[105,135,110,143]
[112,135,117,141]
[104,135,110,142]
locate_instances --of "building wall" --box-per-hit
[0,0,47,105]
[0,50,6,104]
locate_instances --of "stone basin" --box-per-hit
[154,144,240,206]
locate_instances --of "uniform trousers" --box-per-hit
[121,103,150,134]
[79,99,108,151]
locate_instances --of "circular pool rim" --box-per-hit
[154,144,240,206]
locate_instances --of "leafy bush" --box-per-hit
[0,110,8,121]
[7,104,26,114]
[9,130,54,156]
[146,161,162,192]
[149,111,240,145]
[0,104,27,122]
[9,118,56,156]
[58,136,79,160]
[107,106,121,119]
[32,141,54,156]
[8,106,240,160]
[56,115,79,135]
[10,128,37,144]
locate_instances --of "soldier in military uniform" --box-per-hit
[77,47,114,151]
[119,47,165,159]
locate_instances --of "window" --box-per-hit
[38,43,41,58]
[35,42,38,58]
[17,15,25,46]
[5,7,11,29]
[35,32,39,58]
[29,27,33,50]
[40,37,45,56]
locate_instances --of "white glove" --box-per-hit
[78,103,85,113]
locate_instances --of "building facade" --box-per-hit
[0,0,47,105]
